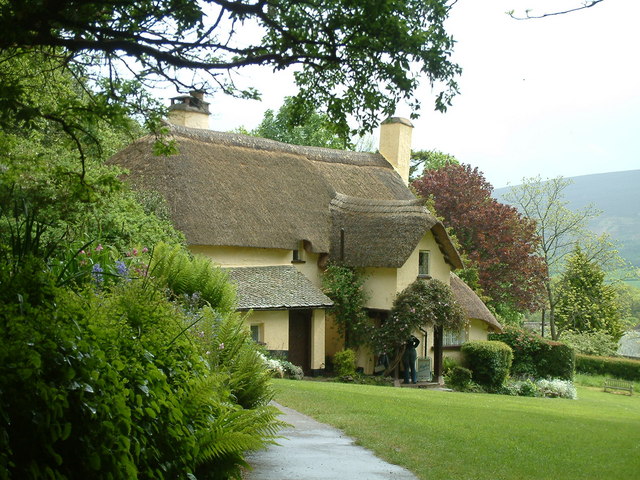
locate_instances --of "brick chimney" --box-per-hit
[379,117,414,184]
[167,90,210,129]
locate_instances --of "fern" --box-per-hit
[149,243,236,315]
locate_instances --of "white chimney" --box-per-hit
[379,117,414,185]
[167,90,210,129]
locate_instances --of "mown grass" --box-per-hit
[575,372,640,392]
[273,379,640,480]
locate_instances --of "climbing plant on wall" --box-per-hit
[373,278,466,356]
[322,264,371,350]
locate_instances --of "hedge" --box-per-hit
[576,354,640,381]
[489,326,575,380]
[461,341,513,390]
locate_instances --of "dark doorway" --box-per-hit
[433,325,443,381]
[288,310,312,374]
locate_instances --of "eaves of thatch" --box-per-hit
[109,124,463,269]
[450,273,503,332]
[226,266,333,311]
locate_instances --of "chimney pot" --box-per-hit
[167,91,211,129]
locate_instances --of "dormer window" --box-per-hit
[418,250,430,277]
[292,241,306,263]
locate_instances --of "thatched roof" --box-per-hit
[450,273,503,332]
[109,124,462,269]
[226,266,333,311]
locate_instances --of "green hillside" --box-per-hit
[494,169,640,268]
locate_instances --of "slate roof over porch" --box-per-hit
[226,265,334,311]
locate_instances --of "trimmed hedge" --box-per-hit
[576,354,640,381]
[489,326,575,380]
[461,341,513,390]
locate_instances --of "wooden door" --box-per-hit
[288,310,311,374]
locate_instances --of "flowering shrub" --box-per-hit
[259,353,304,380]
[374,278,466,355]
[535,379,577,399]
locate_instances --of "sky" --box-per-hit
[163,0,640,189]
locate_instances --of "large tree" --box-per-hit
[413,163,546,319]
[555,246,624,340]
[504,176,624,339]
[1,0,461,142]
[247,96,346,148]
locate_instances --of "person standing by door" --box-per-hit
[403,335,420,384]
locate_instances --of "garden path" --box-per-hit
[244,402,419,480]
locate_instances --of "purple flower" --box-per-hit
[115,260,129,279]
[92,263,104,284]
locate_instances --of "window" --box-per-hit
[250,324,263,344]
[292,240,306,263]
[418,250,430,277]
[443,328,464,347]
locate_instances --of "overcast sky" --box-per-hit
[167,0,640,189]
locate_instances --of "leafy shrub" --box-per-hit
[542,342,575,380]
[0,258,281,479]
[461,341,513,390]
[501,379,538,397]
[446,366,473,391]
[333,349,357,377]
[576,354,640,381]
[490,326,575,380]
[442,355,459,376]
[559,330,618,356]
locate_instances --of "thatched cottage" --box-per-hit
[110,91,502,379]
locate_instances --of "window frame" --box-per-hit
[418,250,431,277]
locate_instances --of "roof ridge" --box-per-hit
[165,123,390,168]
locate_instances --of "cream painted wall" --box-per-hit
[311,309,326,370]
[468,318,489,342]
[362,267,397,310]
[397,231,451,290]
[245,310,289,352]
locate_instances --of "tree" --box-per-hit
[409,149,458,181]
[504,176,624,339]
[1,0,461,141]
[249,96,346,148]
[413,164,546,318]
[554,246,624,340]
[508,0,605,19]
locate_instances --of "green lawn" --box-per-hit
[273,380,640,480]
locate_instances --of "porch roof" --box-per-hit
[226,265,333,311]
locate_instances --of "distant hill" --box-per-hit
[494,170,640,268]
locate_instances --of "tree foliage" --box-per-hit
[413,163,546,315]
[248,96,346,148]
[504,175,625,339]
[1,0,461,140]
[554,246,624,340]
[409,149,458,180]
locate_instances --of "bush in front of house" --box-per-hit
[489,326,575,380]
[576,354,640,381]
[541,342,575,380]
[461,341,513,390]
[446,366,473,391]
[500,378,577,399]
[333,349,357,377]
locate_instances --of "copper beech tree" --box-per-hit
[413,164,546,319]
